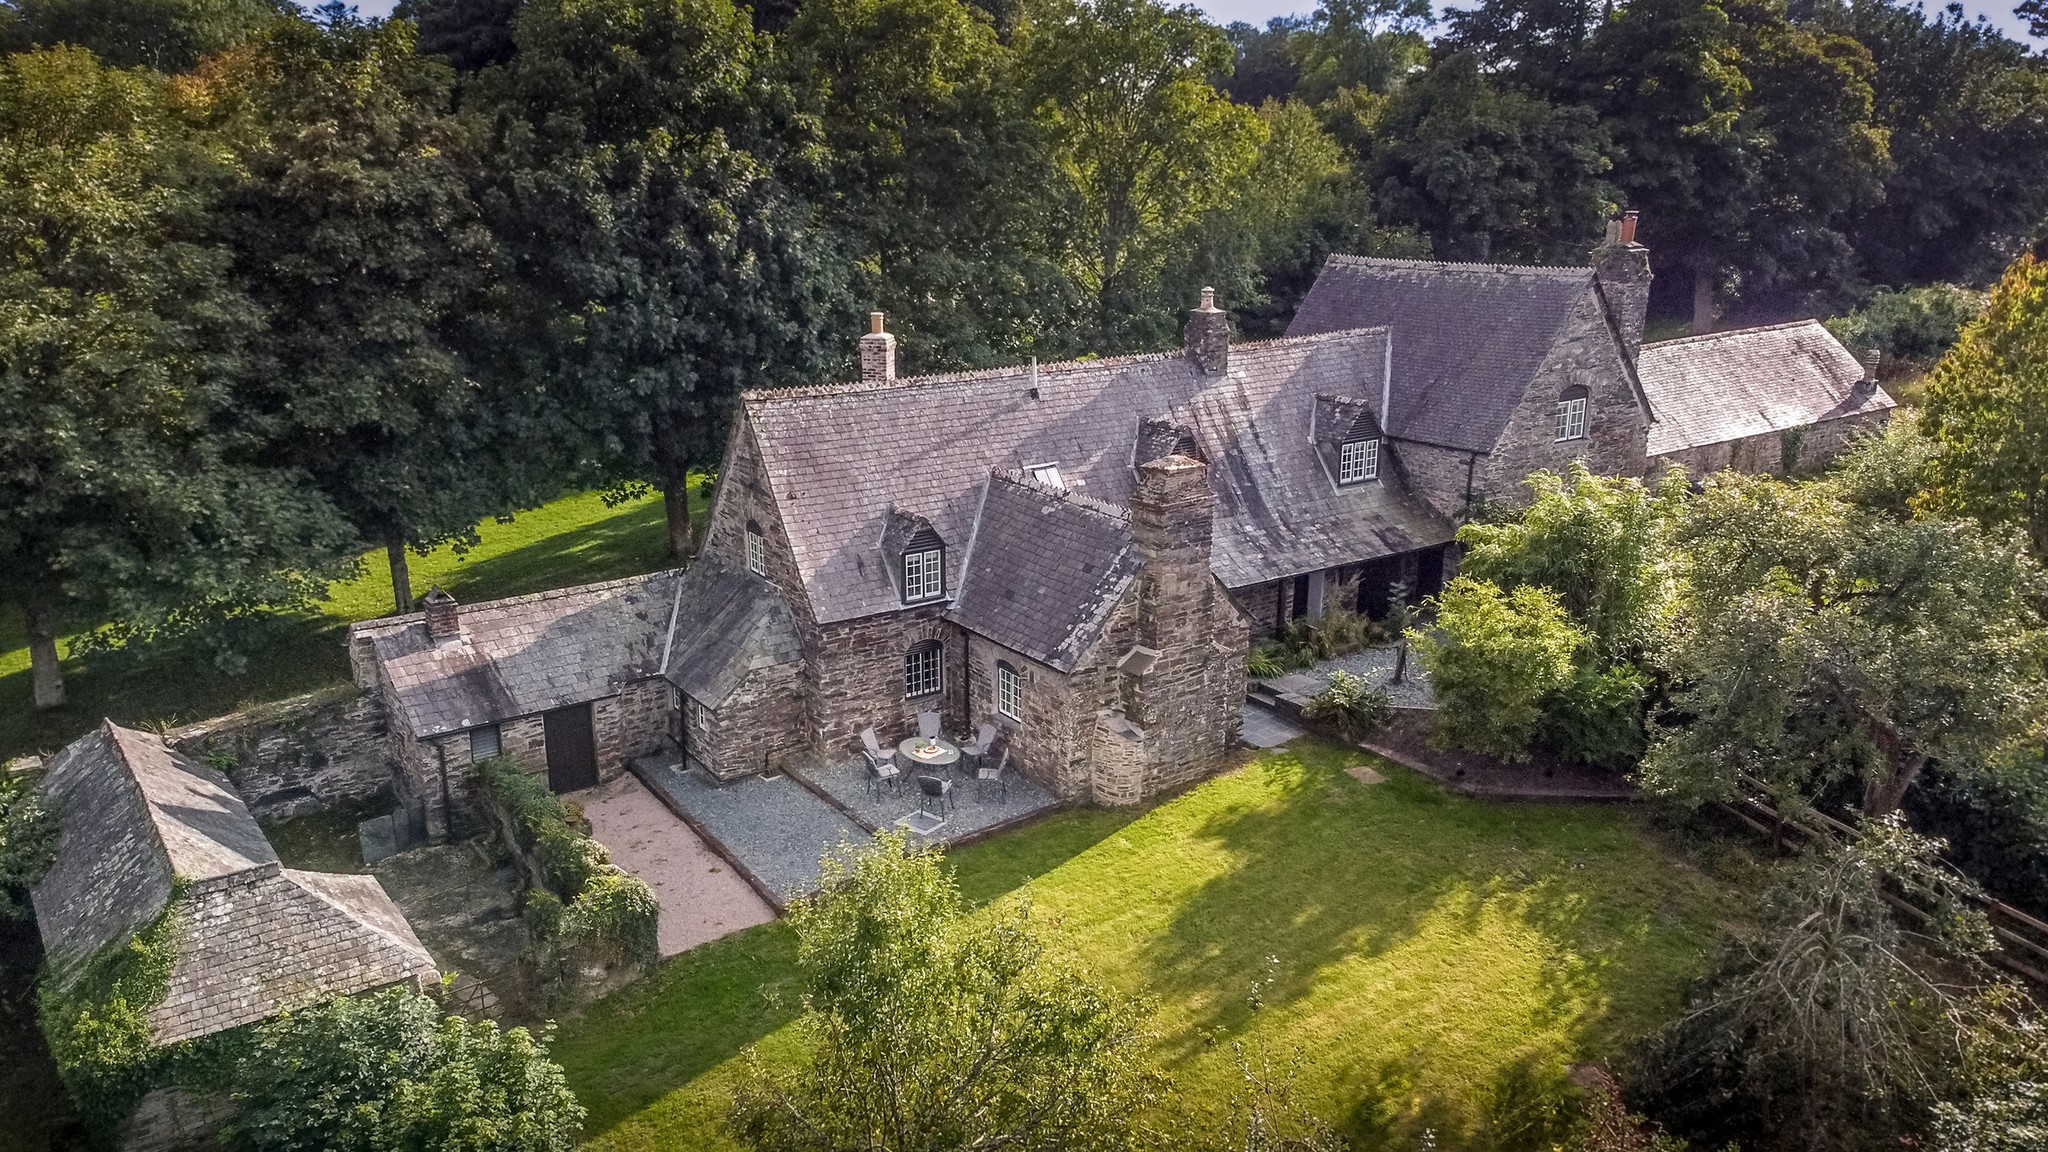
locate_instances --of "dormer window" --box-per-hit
[1338,437,1380,485]
[1028,462,1065,490]
[1555,387,1588,442]
[745,520,766,575]
[902,526,945,603]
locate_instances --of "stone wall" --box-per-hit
[1651,409,1891,480]
[594,678,668,783]
[806,609,965,760]
[1473,288,1650,507]
[167,685,392,819]
[1388,439,1482,520]
[694,660,807,780]
[963,632,1090,799]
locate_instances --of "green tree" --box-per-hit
[0,46,354,709]
[1642,464,2048,816]
[782,0,1075,372]
[730,833,1159,1152]
[0,773,57,919]
[1024,0,1262,349]
[1439,0,1604,94]
[481,0,842,559]
[1825,282,1986,371]
[1584,0,1887,331]
[1368,50,1613,264]
[395,0,523,71]
[227,986,584,1152]
[0,0,289,71]
[1410,576,1587,761]
[1290,0,1433,104]
[1457,462,1684,657]
[199,16,554,612]
[1919,254,2048,559]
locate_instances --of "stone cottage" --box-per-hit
[347,575,680,838]
[1287,212,1894,517]
[32,722,438,1046]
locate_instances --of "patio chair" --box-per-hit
[865,756,900,801]
[977,747,1010,803]
[960,721,998,770]
[916,774,956,817]
[917,711,942,740]
[860,728,900,796]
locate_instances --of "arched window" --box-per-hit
[745,520,766,575]
[1554,386,1589,442]
[996,661,1023,721]
[904,641,944,698]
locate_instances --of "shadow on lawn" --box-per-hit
[421,499,671,606]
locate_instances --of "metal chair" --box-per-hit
[917,711,942,741]
[860,728,899,797]
[916,774,956,817]
[977,747,1010,803]
[961,722,998,770]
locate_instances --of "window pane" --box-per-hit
[904,548,943,601]
[905,644,942,697]
[746,529,765,575]
[1030,464,1064,489]
[997,664,1022,719]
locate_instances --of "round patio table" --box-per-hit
[897,736,960,771]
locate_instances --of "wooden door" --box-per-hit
[543,702,599,793]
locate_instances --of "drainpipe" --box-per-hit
[435,740,455,842]
[1463,452,1478,513]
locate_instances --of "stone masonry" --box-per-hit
[168,685,393,819]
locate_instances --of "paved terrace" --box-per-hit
[633,753,1062,908]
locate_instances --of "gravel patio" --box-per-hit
[792,755,1059,844]
[1260,642,1435,710]
[634,756,866,905]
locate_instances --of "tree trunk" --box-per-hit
[663,467,695,563]
[22,585,65,711]
[387,538,413,614]
[1861,711,1927,816]
[1692,265,1715,335]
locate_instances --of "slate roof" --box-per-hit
[1285,255,1603,453]
[1639,321,1894,455]
[660,559,802,706]
[741,329,1456,625]
[351,572,682,739]
[31,722,437,1045]
[948,473,1143,672]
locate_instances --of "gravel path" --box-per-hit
[568,774,775,955]
[1265,643,1435,709]
[636,758,865,902]
[797,756,1058,844]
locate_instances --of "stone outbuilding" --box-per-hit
[348,574,680,836]
[31,721,437,1046]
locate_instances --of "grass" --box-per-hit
[552,741,1749,1152]
[0,487,702,763]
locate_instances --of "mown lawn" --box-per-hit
[0,487,699,762]
[554,741,1748,1152]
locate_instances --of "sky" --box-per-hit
[341,0,2043,50]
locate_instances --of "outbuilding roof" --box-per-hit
[660,559,802,706]
[1639,321,1894,456]
[1286,255,1603,453]
[31,722,437,1045]
[740,328,1455,625]
[350,572,681,739]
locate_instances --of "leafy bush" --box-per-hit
[37,883,188,1132]
[1,772,58,919]
[1299,670,1393,742]
[1826,282,1986,368]
[1540,663,1648,771]
[1246,647,1289,680]
[226,986,584,1152]
[1411,577,1586,762]
[563,867,661,967]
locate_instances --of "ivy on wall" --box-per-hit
[36,880,188,1134]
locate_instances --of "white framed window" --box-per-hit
[468,723,501,762]
[1338,437,1379,484]
[905,642,943,698]
[1028,462,1065,490]
[1555,394,1588,441]
[996,661,1023,720]
[745,521,766,575]
[690,697,710,730]
[903,547,944,602]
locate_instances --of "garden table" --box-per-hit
[897,736,960,771]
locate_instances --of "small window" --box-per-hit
[690,697,710,730]
[1028,462,1065,490]
[1555,393,1588,441]
[903,547,945,602]
[469,723,501,762]
[905,641,943,698]
[745,520,766,575]
[1337,437,1379,484]
[996,661,1023,721]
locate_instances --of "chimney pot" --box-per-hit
[1185,288,1229,375]
[1619,210,1639,245]
[1861,347,1882,382]
[860,312,897,384]
[422,586,460,642]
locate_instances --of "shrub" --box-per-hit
[1541,663,1649,771]
[1411,577,1586,762]
[563,867,661,967]
[1,772,58,919]
[37,883,188,1133]
[1299,670,1394,742]
[1826,282,1987,368]
[1246,648,1288,680]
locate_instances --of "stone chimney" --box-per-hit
[860,311,896,385]
[1184,288,1229,376]
[1126,454,1216,729]
[422,585,460,642]
[1861,347,1882,383]
[1592,210,1652,360]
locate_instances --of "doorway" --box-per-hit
[543,702,599,793]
